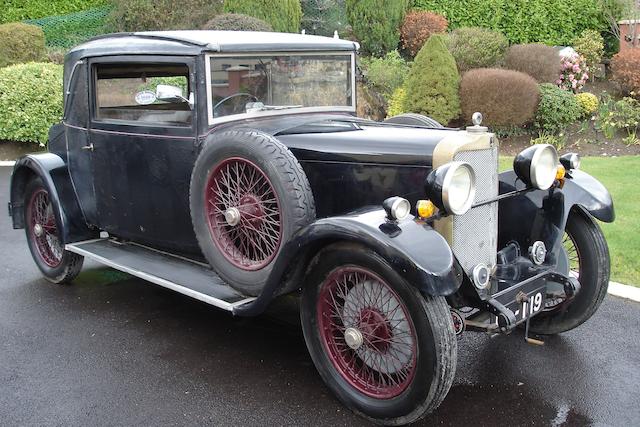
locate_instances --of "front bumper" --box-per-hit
[468,270,580,333]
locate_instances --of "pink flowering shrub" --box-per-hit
[557,54,589,93]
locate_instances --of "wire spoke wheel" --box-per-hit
[317,266,417,399]
[27,188,63,268]
[205,157,282,271]
[545,231,582,311]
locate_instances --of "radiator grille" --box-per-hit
[452,147,499,274]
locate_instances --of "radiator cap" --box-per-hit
[466,112,488,133]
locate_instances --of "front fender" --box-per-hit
[498,169,614,270]
[233,208,460,316]
[9,153,94,244]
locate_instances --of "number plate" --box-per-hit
[519,291,544,321]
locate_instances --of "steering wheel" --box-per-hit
[213,93,259,116]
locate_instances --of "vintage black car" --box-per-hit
[8,31,614,424]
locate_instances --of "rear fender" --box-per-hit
[9,153,94,244]
[233,207,461,316]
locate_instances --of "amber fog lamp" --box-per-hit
[560,152,581,170]
[425,161,476,215]
[416,199,436,218]
[383,196,411,221]
[556,164,566,180]
[513,144,559,190]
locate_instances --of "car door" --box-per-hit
[87,55,200,253]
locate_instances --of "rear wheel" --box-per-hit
[529,210,610,335]
[301,244,456,425]
[24,177,83,284]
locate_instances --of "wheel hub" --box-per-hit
[33,223,43,237]
[358,308,392,352]
[238,194,264,227]
[223,207,240,226]
[344,327,363,350]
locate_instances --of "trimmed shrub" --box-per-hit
[460,68,539,127]
[413,0,609,46]
[345,0,409,56]
[445,27,508,72]
[224,0,302,33]
[611,49,640,97]
[504,44,561,83]
[386,86,407,118]
[534,83,582,134]
[575,92,599,117]
[202,13,272,31]
[572,29,604,70]
[107,0,223,32]
[0,63,63,145]
[359,50,409,100]
[400,11,447,57]
[0,23,46,69]
[404,34,460,125]
[0,0,107,23]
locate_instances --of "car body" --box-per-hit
[8,31,614,424]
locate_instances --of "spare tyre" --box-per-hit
[190,130,315,296]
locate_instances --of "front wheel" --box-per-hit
[23,177,83,284]
[529,210,610,335]
[301,244,457,425]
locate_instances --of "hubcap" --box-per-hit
[344,327,363,350]
[33,223,43,237]
[224,207,241,226]
[317,266,417,398]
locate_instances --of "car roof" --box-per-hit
[67,30,359,60]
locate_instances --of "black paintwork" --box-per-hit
[8,34,615,314]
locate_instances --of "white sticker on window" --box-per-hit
[134,90,157,105]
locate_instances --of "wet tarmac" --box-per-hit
[1,166,639,426]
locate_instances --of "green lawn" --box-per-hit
[499,156,639,286]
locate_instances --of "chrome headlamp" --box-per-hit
[382,196,411,221]
[513,144,559,190]
[425,161,476,215]
[560,152,581,170]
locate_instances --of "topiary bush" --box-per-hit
[412,0,609,46]
[400,10,447,58]
[107,0,223,32]
[534,83,582,134]
[445,27,508,72]
[504,44,561,83]
[575,92,599,117]
[611,49,640,98]
[202,13,272,31]
[572,29,604,70]
[359,50,409,100]
[459,68,539,127]
[345,0,409,56]
[0,62,63,145]
[404,34,460,125]
[0,23,47,69]
[224,0,302,33]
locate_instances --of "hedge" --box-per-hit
[0,0,107,23]
[224,0,302,33]
[413,0,609,46]
[0,23,46,68]
[0,63,63,145]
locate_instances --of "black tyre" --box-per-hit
[24,177,83,284]
[301,243,457,425]
[529,210,610,335]
[384,113,444,128]
[190,130,315,296]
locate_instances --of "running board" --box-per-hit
[65,239,255,311]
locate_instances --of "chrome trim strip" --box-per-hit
[65,240,256,311]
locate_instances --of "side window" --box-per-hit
[94,63,192,125]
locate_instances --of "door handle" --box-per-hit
[81,143,94,152]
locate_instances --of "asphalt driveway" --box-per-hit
[1,166,639,426]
